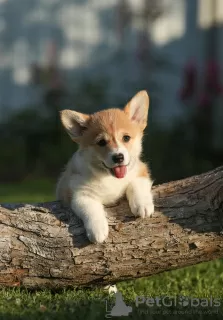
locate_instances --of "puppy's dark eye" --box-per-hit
[97,139,107,147]
[123,135,131,142]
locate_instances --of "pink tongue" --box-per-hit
[112,166,127,178]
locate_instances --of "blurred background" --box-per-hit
[1,0,223,202]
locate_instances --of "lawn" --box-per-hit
[0,179,55,203]
[0,180,223,319]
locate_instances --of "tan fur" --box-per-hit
[56,90,154,244]
[124,90,149,130]
[81,108,142,147]
[138,162,150,178]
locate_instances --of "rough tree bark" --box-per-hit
[0,167,223,289]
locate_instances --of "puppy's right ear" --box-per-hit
[60,110,90,142]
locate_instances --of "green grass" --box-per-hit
[0,181,223,319]
[0,179,55,203]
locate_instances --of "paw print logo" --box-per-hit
[178,296,190,307]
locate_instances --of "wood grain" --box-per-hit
[1,166,223,289]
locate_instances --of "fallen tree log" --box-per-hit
[1,166,223,289]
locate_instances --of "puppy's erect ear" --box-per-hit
[124,90,149,130]
[60,110,90,141]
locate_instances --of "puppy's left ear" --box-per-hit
[124,90,149,130]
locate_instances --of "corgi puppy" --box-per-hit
[56,90,154,243]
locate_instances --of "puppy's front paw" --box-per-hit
[131,201,154,218]
[85,216,109,243]
[129,194,154,218]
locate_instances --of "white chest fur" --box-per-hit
[70,172,134,205]
[69,150,138,205]
[88,174,131,205]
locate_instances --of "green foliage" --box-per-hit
[0,77,220,184]
[0,79,109,182]
[0,110,218,184]
[145,118,217,184]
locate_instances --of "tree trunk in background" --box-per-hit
[0,167,223,290]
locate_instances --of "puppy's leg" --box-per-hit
[71,194,109,243]
[126,177,154,218]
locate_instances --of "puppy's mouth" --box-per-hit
[102,162,129,179]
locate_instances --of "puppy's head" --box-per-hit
[60,90,149,178]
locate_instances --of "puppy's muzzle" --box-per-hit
[112,153,124,164]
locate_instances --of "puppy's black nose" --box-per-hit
[112,153,124,164]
